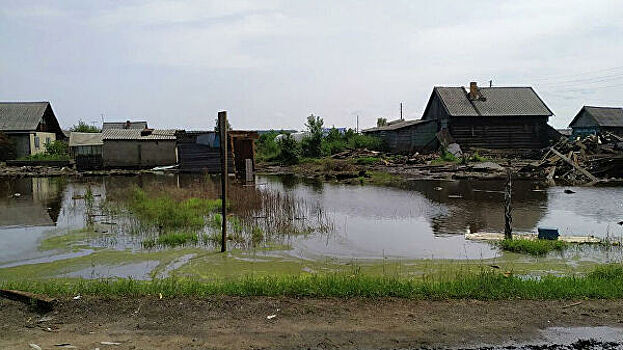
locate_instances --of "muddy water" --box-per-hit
[0,174,622,271]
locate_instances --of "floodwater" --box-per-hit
[1,174,622,275]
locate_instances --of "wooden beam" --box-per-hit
[550,147,599,183]
[0,289,56,311]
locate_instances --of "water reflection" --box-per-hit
[0,177,66,227]
[0,174,622,265]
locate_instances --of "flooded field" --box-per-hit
[1,174,622,280]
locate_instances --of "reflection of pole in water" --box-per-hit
[504,164,513,240]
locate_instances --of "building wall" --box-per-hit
[366,121,439,154]
[71,145,103,156]
[449,116,549,149]
[103,140,177,168]
[7,134,30,158]
[29,132,56,155]
[422,92,451,128]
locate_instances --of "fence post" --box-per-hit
[218,111,228,252]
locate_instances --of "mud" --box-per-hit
[2,297,623,349]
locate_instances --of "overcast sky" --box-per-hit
[1,0,622,130]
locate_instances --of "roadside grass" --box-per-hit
[498,239,567,256]
[3,264,623,299]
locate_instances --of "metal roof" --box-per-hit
[362,119,434,132]
[102,129,176,141]
[0,102,50,131]
[570,106,623,128]
[69,132,103,147]
[102,121,148,130]
[434,87,553,117]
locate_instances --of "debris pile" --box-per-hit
[521,133,623,185]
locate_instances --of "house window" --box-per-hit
[34,136,40,149]
[46,137,51,145]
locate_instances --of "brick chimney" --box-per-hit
[469,82,479,100]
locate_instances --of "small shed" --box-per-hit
[176,130,258,176]
[0,102,64,158]
[69,132,103,170]
[102,129,177,169]
[422,83,555,150]
[362,119,438,154]
[568,106,623,138]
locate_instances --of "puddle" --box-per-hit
[61,260,160,280]
[540,326,623,344]
[157,254,196,278]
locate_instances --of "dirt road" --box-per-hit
[2,297,623,349]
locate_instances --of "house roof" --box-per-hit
[569,106,623,128]
[69,132,103,147]
[431,87,553,117]
[102,121,148,130]
[362,119,434,132]
[0,102,51,131]
[102,129,176,141]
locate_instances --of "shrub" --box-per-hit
[256,130,281,162]
[277,134,301,165]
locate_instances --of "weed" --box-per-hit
[353,157,380,165]
[143,232,199,248]
[498,239,567,256]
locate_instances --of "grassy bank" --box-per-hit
[3,264,623,299]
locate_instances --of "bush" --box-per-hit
[22,140,70,161]
[277,134,301,165]
[256,130,281,162]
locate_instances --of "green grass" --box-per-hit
[498,239,567,256]
[129,188,221,230]
[3,264,623,299]
[20,153,71,161]
[143,232,199,248]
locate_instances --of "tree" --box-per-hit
[301,114,323,157]
[277,134,300,165]
[0,132,15,161]
[70,120,101,133]
[377,118,387,127]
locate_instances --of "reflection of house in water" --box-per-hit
[406,180,548,235]
[0,177,66,227]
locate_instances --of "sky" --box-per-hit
[1,0,623,131]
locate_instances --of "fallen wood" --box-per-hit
[0,289,56,311]
[550,148,599,183]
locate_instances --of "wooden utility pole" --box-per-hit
[400,103,403,120]
[504,163,513,240]
[218,111,228,252]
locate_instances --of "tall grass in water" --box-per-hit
[126,179,333,249]
[498,239,567,256]
[4,264,623,299]
[129,188,220,230]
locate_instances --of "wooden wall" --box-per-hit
[448,116,549,149]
